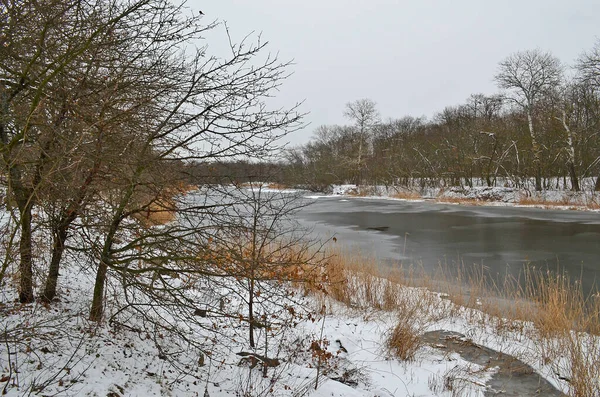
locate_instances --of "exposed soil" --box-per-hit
[422,330,566,397]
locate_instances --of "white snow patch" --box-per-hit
[1,266,580,397]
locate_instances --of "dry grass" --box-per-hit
[133,197,176,227]
[297,244,600,395]
[390,190,422,200]
[435,190,600,211]
[305,246,433,362]
[315,245,600,334]
[435,197,485,206]
[584,195,600,210]
[430,263,600,397]
[518,195,574,207]
[517,194,600,210]
[315,246,415,311]
[428,365,489,397]
[265,182,291,190]
[563,333,600,397]
[133,183,197,227]
[385,316,421,361]
[146,199,176,225]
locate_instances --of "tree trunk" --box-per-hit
[89,258,108,322]
[3,122,35,302]
[526,110,542,192]
[356,139,362,186]
[18,202,34,303]
[6,126,59,303]
[486,135,498,187]
[40,224,69,302]
[89,162,143,322]
[249,277,255,348]
[90,227,118,321]
[559,111,580,192]
[568,163,580,192]
[41,160,99,302]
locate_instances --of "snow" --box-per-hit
[300,310,492,397]
[3,182,596,396]
[1,261,580,397]
[305,182,600,212]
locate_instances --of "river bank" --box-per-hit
[313,183,600,212]
[306,246,597,397]
[2,242,595,397]
[295,192,600,298]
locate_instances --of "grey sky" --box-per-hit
[195,0,600,146]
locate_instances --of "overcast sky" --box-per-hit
[194,0,600,146]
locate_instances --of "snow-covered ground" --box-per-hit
[307,182,600,212]
[2,183,596,396]
[1,262,580,397]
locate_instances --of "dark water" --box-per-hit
[296,197,600,295]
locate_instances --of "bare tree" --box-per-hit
[283,48,600,195]
[576,40,600,191]
[1,0,304,325]
[0,0,154,303]
[205,182,318,350]
[577,39,600,89]
[553,82,584,191]
[344,99,380,185]
[495,49,563,191]
[82,5,304,321]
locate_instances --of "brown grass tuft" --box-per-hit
[305,245,600,395]
[435,197,484,206]
[390,190,422,200]
[135,183,197,227]
[134,198,176,227]
[386,318,421,361]
[265,182,291,190]
[518,195,573,207]
[147,199,176,225]
[517,194,600,210]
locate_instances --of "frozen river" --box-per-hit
[296,197,600,295]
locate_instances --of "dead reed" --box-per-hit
[390,190,422,200]
[300,244,600,395]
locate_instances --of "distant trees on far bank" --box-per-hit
[274,43,600,192]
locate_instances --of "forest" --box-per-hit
[277,47,600,194]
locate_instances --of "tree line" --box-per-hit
[1,0,316,390]
[281,46,600,193]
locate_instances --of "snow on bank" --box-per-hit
[1,262,578,397]
[307,183,600,211]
